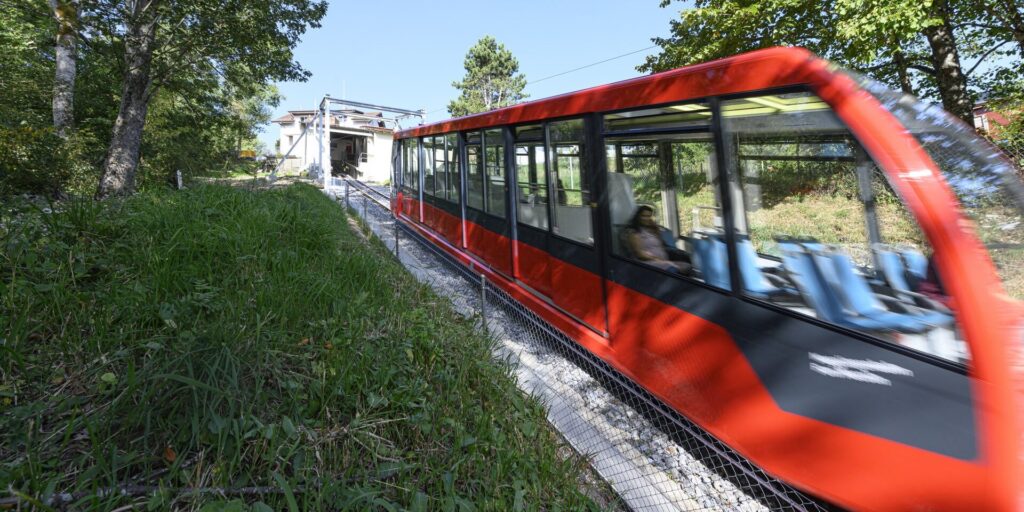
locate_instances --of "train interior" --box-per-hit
[604,92,967,362]
[512,121,595,242]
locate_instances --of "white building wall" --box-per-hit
[277,119,314,171]
[357,132,394,183]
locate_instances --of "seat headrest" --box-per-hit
[607,173,637,226]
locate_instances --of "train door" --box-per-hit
[514,120,607,332]
[421,136,439,231]
[446,132,465,249]
[458,132,468,249]
[416,137,424,223]
[514,124,553,297]
[419,134,457,245]
[545,119,606,332]
[463,130,513,276]
[399,138,420,221]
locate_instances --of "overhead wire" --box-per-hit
[526,45,657,87]
[422,44,659,119]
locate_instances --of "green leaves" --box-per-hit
[448,36,529,117]
[642,0,1015,117]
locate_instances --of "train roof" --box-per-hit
[396,46,826,139]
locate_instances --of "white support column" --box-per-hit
[320,97,332,188]
[302,119,309,171]
[316,107,322,182]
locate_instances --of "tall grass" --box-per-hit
[0,184,599,510]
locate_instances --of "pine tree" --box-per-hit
[448,36,528,117]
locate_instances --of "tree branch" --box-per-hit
[857,59,896,73]
[964,40,1011,77]
[957,21,1004,31]
[908,64,937,76]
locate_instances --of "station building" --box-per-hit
[272,108,394,183]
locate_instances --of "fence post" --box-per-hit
[480,274,488,334]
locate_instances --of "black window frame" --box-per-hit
[445,132,461,205]
[465,131,485,212]
[513,122,549,232]
[546,117,594,246]
[482,128,508,219]
[602,132,721,288]
[402,137,420,195]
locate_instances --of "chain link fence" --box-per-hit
[980,131,1024,180]
[332,180,832,512]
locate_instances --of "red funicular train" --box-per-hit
[389,47,1024,511]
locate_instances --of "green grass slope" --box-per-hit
[0,184,599,511]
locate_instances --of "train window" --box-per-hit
[466,133,484,210]
[399,139,408,190]
[392,139,401,187]
[722,91,966,362]
[605,126,722,286]
[549,119,592,244]
[862,80,1024,302]
[484,129,506,218]
[605,102,712,133]
[516,124,548,230]
[403,138,419,193]
[446,132,460,203]
[432,136,448,200]
[422,137,436,197]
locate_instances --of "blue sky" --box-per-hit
[259,0,681,150]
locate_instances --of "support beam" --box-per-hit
[325,98,424,117]
[320,97,331,187]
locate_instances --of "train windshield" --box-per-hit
[857,78,1024,302]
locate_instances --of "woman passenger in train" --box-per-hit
[624,205,692,274]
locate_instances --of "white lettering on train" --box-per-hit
[808,353,914,386]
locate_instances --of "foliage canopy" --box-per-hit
[640,0,1024,124]
[0,0,325,197]
[448,36,529,117]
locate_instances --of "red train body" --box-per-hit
[390,48,1024,511]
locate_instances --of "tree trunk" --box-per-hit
[922,0,974,125]
[49,0,77,137]
[892,49,914,95]
[97,1,158,198]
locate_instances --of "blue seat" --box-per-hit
[901,249,929,283]
[877,248,913,293]
[659,228,677,249]
[778,244,892,330]
[700,234,795,298]
[777,242,947,333]
[808,246,952,332]
[735,238,797,299]
[876,245,954,315]
[692,236,729,289]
